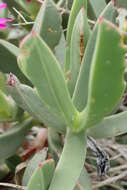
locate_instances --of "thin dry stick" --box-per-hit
[93,171,127,189]
[0,183,25,190]
[88,19,96,25]
[107,184,124,190]
[12,22,34,26]
[105,147,124,165]
[13,7,27,23]
[110,153,122,161]
[12,7,34,26]
[109,164,127,173]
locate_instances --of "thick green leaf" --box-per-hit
[82,20,126,129]
[18,33,78,129]
[101,2,117,23]
[0,39,30,85]
[22,149,48,186]
[7,74,66,133]
[49,129,87,190]
[26,159,55,190]
[0,72,7,94]
[115,0,127,9]
[33,0,62,49]
[55,33,66,69]
[88,0,106,19]
[0,90,17,122]
[0,118,33,161]
[65,0,86,71]
[73,2,118,111]
[66,0,85,44]
[68,11,83,96]
[48,128,63,160]
[74,168,92,190]
[73,25,98,111]
[88,111,127,139]
[68,9,90,96]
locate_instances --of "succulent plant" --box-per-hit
[0,0,127,189]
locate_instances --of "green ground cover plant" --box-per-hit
[0,0,127,189]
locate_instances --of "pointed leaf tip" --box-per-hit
[98,16,104,24]
[111,0,115,6]
[7,73,16,87]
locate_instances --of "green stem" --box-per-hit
[49,128,87,190]
[75,168,93,190]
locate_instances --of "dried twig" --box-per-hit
[12,7,34,26]
[12,7,27,23]
[93,170,127,189]
[109,164,127,173]
[0,183,25,190]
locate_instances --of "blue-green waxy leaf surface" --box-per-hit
[7,74,66,133]
[83,20,126,128]
[65,0,86,71]
[66,0,85,44]
[88,0,106,19]
[22,149,48,186]
[33,0,62,49]
[48,128,63,160]
[73,2,117,112]
[115,0,127,9]
[26,159,55,190]
[68,10,83,96]
[18,33,78,129]
[74,168,92,190]
[55,33,66,69]
[0,118,33,161]
[88,111,127,139]
[68,9,90,96]
[49,129,87,190]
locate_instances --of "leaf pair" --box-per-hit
[18,20,126,131]
[18,32,78,129]
[73,2,126,129]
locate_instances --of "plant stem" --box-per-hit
[49,128,87,190]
